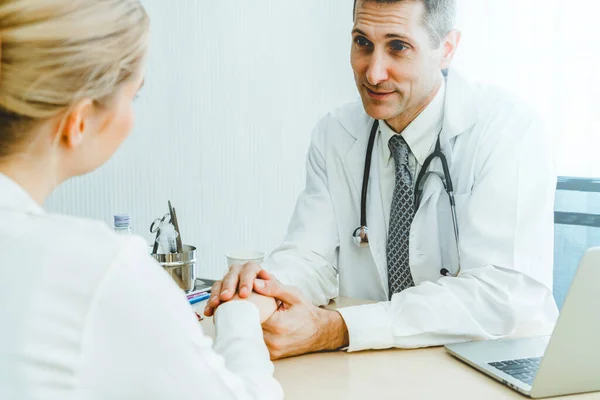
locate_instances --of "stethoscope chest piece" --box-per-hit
[352,226,370,247]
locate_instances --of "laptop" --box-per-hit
[445,247,600,398]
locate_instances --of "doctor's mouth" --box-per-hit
[365,86,396,100]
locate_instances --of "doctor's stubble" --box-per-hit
[350,0,458,133]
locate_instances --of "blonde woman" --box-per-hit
[0,1,282,399]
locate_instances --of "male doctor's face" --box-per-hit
[351,0,457,129]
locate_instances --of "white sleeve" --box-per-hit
[262,116,339,306]
[77,236,283,400]
[338,104,559,351]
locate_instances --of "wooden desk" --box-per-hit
[195,298,600,400]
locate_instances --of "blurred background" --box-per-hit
[46,0,600,279]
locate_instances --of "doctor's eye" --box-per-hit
[353,35,372,49]
[389,40,408,53]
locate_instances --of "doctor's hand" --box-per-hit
[204,262,272,317]
[253,278,350,360]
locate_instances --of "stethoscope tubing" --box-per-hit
[353,120,461,277]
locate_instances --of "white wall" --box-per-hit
[452,0,600,177]
[46,0,357,279]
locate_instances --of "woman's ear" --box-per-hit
[59,99,94,149]
[440,29,461,70]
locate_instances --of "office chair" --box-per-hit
[553,176,600,310]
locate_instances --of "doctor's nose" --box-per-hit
[365,55,389,86]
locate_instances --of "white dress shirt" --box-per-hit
[378,79,446,232]
[0,174,283,400]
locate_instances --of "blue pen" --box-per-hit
[189,292,210,305]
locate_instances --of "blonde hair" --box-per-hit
[0,0,149,157]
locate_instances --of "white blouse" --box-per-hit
[0,173,282,400]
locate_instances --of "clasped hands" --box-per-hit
[204,262,349,359]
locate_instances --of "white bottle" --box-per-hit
[113,214,132,234]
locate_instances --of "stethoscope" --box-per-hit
[352,119,461,277]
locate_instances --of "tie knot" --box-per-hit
[388,134,410,166]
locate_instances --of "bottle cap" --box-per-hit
[113,213,131,228]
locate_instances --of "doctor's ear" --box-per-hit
[439,30,461,70]
[58,99,95,149]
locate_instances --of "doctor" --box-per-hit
[206,0,559,359]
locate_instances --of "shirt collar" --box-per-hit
[380,77,446,167]
[0,173,45,215]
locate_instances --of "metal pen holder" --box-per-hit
[151,245,197,293]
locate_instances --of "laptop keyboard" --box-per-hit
[488,357,541,386]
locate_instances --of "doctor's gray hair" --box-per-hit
[0,0,149,158]
[353,0,457,48]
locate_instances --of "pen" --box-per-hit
[189,292,210,305]
[187,290,209,300]
[186,288,207,298]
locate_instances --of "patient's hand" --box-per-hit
[230,289,277,323]
[205,264,274,317]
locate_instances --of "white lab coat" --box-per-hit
[263,70,559,351]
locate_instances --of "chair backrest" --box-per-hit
[554,177,600,309]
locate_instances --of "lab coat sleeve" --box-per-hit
[78,236,283,400]
[262,116,340,306]
[337,102,559,351]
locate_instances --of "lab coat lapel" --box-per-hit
[364,142,389,291]
[343,133,368,214]
[339,109,388,288]
[416,69,478,228]
[422,69,478,203]
[338,103,374,217]
[440,69,477,145]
